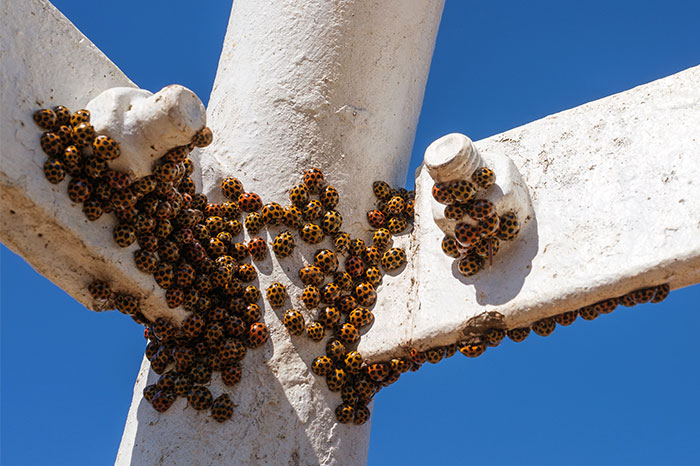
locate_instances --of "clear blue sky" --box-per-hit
[2,1,700,465]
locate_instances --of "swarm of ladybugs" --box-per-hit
[32,104,674,428]
[433,166,521,278]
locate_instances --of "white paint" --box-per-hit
[359,65,700,361]
[86,85,206,178]
[117,1,445,465]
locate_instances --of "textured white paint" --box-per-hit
[86,85,206,178]
[117,1,444,465]
[360,65,700,361]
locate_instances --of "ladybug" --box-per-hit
[325,338,347,362]
[155,262,176,289]
[348,307,374,328]
[306,322,325,342]
[425,347,445,364]
[283,309,306,336]
[269,231,293,258]
[354,405,370,425]
[220,201,240,219]
[321,282,341,304]
[221,363,243,386]
[67,177,92,203]
[261,202,285,225]
[365,362,390,382]
[364,266,382,287]
[33,108,57,129]
[162,145,189,164]
[219,338,247,363]
[221,177,244,200]
[367,210,386,228]
[483,328,506,347]
[237,264,258,282]
[354,282,376,307]
[114,294,140,316]
[204,321,226,346]
[386,216,407,235]
[188,386,213,410]
[390,358,411,374]
[497,212,520,241]
[133,214,156,234]
[578,305,600,321]
[371,228,392,251]
[381,247,406,271]
[593,298,618,314]
[441,236,461,258]
[341,384,358,406]
[475,237,500,260]
[372,180,392,200]
[88,279,112,300]
[105,169,131,190]
[266,282,288,308]
[303,199,324,221]
[63,145,83,175]
[444,343,458,358]
[227,219,243,236]
[457,254,483,278]
[444,204,466,221]
[209,306,228,322]
[346,238,364,257]
[143,384,159,403]
[151,390,176,413]
[479,215,501,239]
[191,127,213,147]
[345,256,365,279]
[52,105,72,126]
[247,322,269,348]
[333,271,353,292]
[455,223,481,248]
[299,223,324,244]
[39,132,63,157]
[299,265,324,287]
[238,192,263,212]
[315,249,339,274]
[321,210,343,235]
[319,306,341,329]
[211,264,233,288]
[532,317,556,336]
[247,236,267,261]
[182,313,206,338]
[381,371,401,387]
[320,186,339,209]
[363,246,381,266]
[458,340,486,358]
[42,158,66,184]
[174,375,193,397]
[204,203,224,218]
[302,167,325,193]
[158,239,180,263]
[337,323,360,344]
[242,303,261,323]
[210,394,234,423]
[72,122,96,148]
[554,310,578,326]
[289,184,310,207]
[333,232,351,254]
[326,367,346,392]
[619,293,637,307]
[449,179,476,203]
[432,182,455,205]
[301,286,321,309]
[113,224,136,248]
[283,205,304,229]
[631,287,656,305]
[229,241,249,262]
[243,212,263,234]
[409,347,427,364]
[386,196,406,216]
[224,315,247,338]
[335,404,354,423]
[342,351,363,373]
[311,355,334,376]
[134,249,158,273]
[92,135,120,161]
[336,295,357,313]
[172,347,195,372]
[69,109,90,126]
[651,283,670,303]
[404,198,415,219]
[466,199,496,221]
[472,166,496,190]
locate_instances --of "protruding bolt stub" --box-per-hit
[424,133,482,183]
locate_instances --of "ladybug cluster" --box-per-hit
[433,167,521,278]
[399,283,672,368]
[34,105,261,422]
[280,175,412,424]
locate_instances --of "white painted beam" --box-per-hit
[358,65,700,361]
[117,1,444,465]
